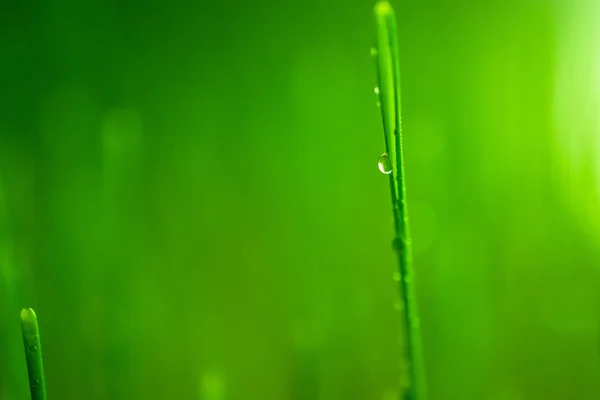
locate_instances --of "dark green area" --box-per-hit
[1,0,600,399]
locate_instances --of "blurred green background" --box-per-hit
[1,0,600,399]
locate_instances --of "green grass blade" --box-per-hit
[20,308,47,400]
[373,2,428,400]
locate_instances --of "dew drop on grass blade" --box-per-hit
[372,1,428,400]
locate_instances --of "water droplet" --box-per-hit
[370,47,378,57]
[378,153,392,174]
[392,236,405,252]
[376,101,381,108]
[393,272,401,282]
[374,86,380,95]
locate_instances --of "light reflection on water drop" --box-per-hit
[378,152,392,174]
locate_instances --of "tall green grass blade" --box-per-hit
[373,2,428,400]
[20,308,47,400]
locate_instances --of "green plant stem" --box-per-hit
[373,2,427,400]
[20,308,47,400]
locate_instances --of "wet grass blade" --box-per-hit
[20,308,47,400]
[372,2,428,400]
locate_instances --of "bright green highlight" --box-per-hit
[20,308,47,400]
[373,2,427,400]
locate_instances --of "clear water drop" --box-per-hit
[378,153,392,174]
[393,271,401,282]
[374,86,380,95]
[392,236,404,252]
[370,47,378,57]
